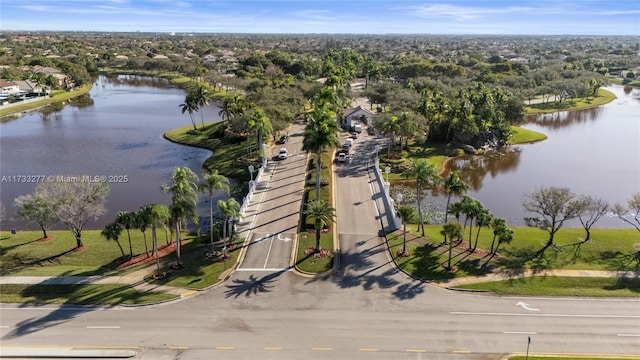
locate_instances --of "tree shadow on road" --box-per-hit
[223,268,288,298]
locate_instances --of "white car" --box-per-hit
[278,148,288,159]
[337,152,347,162]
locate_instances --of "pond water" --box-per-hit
[0,75,222,230]
[442,85,640,228]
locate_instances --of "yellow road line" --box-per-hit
[406,349,427,352]
[264,347,282,350]
[359,348,378,352]
[215,346,236,350]
[180,290,198,297]
[453,350,471,353]
[169,346,189,350]
[311,347,334,351]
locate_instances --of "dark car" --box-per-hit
[276,135,288,144]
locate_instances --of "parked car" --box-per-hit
[352,132,358,139]
[278,148,288,159]
[354,124,362,133]
[345,138,354,147]
[276,135,288,144]
[337,152,347,162]
[342,144,350,153]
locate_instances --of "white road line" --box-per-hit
[236,268,289,272]
[451,311,640,319]
[617,333,640,337]
[263,235,275,268]
[503,331,537,335]
[86,326,120,329]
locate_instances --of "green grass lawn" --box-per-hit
[510,126,548,144]
[525,88,616,114]
[295,232,334,273]
[0,284,177,305]
[0,229,194,276]
[387,225,640,282]
[454,276,640,297]
[164,121,256,180]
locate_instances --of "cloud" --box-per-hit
[402,4,537,20]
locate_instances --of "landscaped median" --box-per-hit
[386,225,640,296]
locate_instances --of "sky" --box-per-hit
[1,0,639,35]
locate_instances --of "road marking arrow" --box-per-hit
[277,233,291,242]
[516,301,540,311]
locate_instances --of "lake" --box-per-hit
[443,85,640,228]
[0,75,221,230]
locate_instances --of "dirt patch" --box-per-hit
[116,241,184,269]
[37,236,54,242]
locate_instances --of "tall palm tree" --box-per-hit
[199,170,230,254]
[443,171,470,245]
[473,208,493,252]
[249,108,272,156]
[396,206,416,257]
[135,205,152,256]
[162,166,199,267]
[441,222,463,271]
[193,83,212,130]
[397,111,417,150]
[101,222,125,258]
[219,95,235,122]
[402,159,439,236]
[302,105,341,201]
[149,204,171,276]
[115,211,137,259]
[493,226,514,255]
[489,217,507,254]
[179,92,199,131]
[304,199,336,253]
[380,115,401,157]
[217,198,241,256]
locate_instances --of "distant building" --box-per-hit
[0,79,20,94]
[342,105,375,128]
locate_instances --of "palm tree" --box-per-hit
[101,222,125,258]
[397,206,416,257]
[149,204,171,276]
[217,198,241,256]
[402,159,440,236]
[443,171,470,245]
[472,208,493,253]
[135,205,152,256]
[199,170,230,254]
[304,199,336,253]
[302,105,341,201]
[489,217,507,254]
[441,222,463,271]
[115,211,137,259]
[397,111,417,150]
[162,166,199,267]
[379,115,401,157]
[179,92,199,131]
[219,95,235,122]
[493,226,514,255]
[249,108,272,156]
[193,83,212,130]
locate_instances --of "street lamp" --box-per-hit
[385,165,391,182]
[395,192,403,205]
[248,164,255,182]
[374,144,380,158]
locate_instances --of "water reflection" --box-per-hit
[524,106,602,129]
[443,149,522,191]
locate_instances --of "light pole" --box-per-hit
[385,165,391,182]
[248,164,255,189]
[374,144,380,158]
[526,336,531,360]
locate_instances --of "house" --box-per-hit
[15,80,44,94]
[342,105,375,128]
[0,79,20,94]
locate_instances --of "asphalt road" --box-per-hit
[1,123,639,359]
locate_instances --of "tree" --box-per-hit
[613,193,640,232]
[523,187,582,248]
[397,111,418,150]
[396,205,416,257]
[442,171,470,244]
[248,108,272,156]
[302,104,341,201]
[149,204,171,276]
[304,199,336,253]
[489,217,507,254]
[576,195,609,242]
[217,198,240,257]
[199,170,230,254]
[402,159,440,236]
[14,187,59,239]
[179,92,199,131]
[493,226,515,255]
[193,83,212,130]
[43,178,109,248]
[379,115,401,157]
[135,205,152,256]
[115,211,137,259]
[162,167,199,267]
[473,208,493,252]
[101,222,125,258]
[441,222,463,271]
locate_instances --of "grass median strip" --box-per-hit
[0,284,178,305]
[452,277,640,297]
